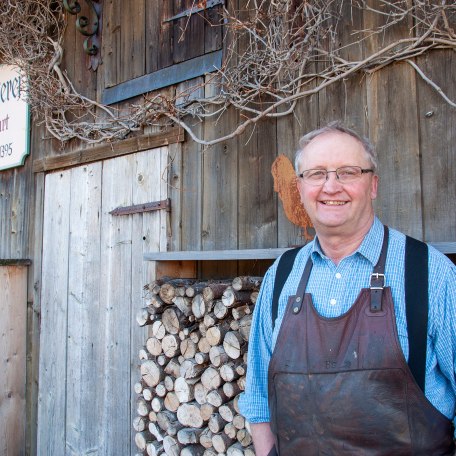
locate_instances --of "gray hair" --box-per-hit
[294,121,378,174]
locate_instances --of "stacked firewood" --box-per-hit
[134,276,263,456]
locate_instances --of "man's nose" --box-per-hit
[323,171,342,190]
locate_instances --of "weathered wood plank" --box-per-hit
[415,49,456,242]
[101,0,122,88]
[0,266,27,456]
[37,170,71,455]
[120,0,145,83]
[32,128,184,173]
[364,2,422,238]
[65,163,103,454]
[99,153,135,456]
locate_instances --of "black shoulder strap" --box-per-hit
[405,235,429,392]
[272,247,302,330]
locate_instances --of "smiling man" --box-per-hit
[238,122,456,455]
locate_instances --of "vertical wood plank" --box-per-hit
[415,50,456,242]
[364,3,422,238]
[120,0,146,83]
[0,266,27,456]
[158,0,174,70]
[201,74,238,278]
[99,153,134,456]
[37,170,71,455]
[130,146,169,451]
[65,163,103,454]
[102,0,122,88]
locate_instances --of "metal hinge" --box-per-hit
[164,0,225,23]
[109,198,170,216]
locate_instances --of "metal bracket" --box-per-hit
[109,199,171,217]
[164,0,225,23]
[63,0,102,70]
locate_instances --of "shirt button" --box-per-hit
[330,298,337,305]
[335,273,342,279]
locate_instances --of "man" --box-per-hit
[238,122,456,455]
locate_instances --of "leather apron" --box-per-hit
[268,230,455,455]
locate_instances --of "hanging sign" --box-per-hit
[0,65,30,171]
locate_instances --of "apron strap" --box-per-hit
[405,235,429,392]
[369,225,389,311]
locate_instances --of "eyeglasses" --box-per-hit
[297,166,374,185]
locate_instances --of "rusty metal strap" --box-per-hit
[109,198,170,216]
[164,0,225,22]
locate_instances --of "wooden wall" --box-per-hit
[0,1,454,455]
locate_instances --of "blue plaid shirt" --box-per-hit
[239,217,456,431]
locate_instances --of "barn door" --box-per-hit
[0,265,27,456]
[37,147,168,455]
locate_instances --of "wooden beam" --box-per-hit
[102,50,222,105]
[144,241,456,262]
[0,259,32,266]
[32,127,184,173]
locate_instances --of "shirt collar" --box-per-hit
[311,217,384,266]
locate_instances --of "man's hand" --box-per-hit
[250,422,276,456]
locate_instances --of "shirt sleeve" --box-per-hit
[427,248,456,429]
[238,264,276,423]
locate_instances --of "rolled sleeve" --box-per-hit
[238,265,276,423]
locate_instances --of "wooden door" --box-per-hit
[37,147,168,455]
[0,265,27,456]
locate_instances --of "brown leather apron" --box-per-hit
[268,233,455,455]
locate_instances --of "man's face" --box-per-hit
[296,131,378,237]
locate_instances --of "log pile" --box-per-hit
[134,276,263,456]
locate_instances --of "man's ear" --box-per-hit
[370,174,379,200]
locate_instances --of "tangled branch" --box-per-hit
[0,0,455,147]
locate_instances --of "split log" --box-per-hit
[148,294,165,309]
[164,392,180,412]
[164,359,181,379]
[203,282,232,301]
[159,283,177,304]
[177,427,205,444]
[156,354,167,366]
[137,307,155,327]
[152,320,166,339]
[186,281,211,298]
[218,401,236,422]
[162,307,186,335]
[237,375,246,391]
[202,449,218,456]
[133,416,147,432]
[156,410,178,432]
[231,304,252,321]
[208,345,229,367]
[146,336,163,356]
[219,361,243,382]
[223,381,241,399]
[181,445,205,456]
[175,377,195,403]
[223,331,246,360]
[177,402,204,428]
[155,382,167,398]
[194,382,209,405]
[189,329,201,344]
[250,291,259,304]
[232,276,262,291]
[194,352,210,365]
[206,388,229,407]
[226,442,245,456]
[180,339,197,359]
[237,428,253,447]
[208,413,225,434]
[134,431,149,451]
[180,358,206,379]
[200,403,216,422]
[162,334,180,358]
[141,360,164,387]
[151,397,164,412]
[134,381,144,394]
[149,422,165,441]
[238,314,253,341]
[163,435,182,456]
[197,337,211,354]
[173,296,193,316]
[212,432,235,453]
[201,366,222,391]
[143,387,153,401]
[139,348,152,360]
[206,322,230,347]
[232,414,245,430]
[203,313,217,329]
[213,300,229,320]
[199,428,214,449]
[164,375,175,391]
[244,446,256,456]
[222,288,252,308]
[146,440,163,456]
[192,294,213,319]
[224,422,237,439]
